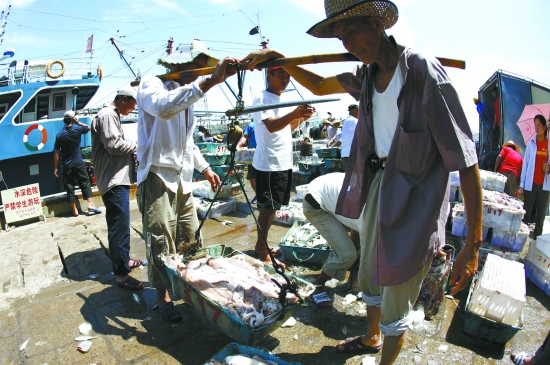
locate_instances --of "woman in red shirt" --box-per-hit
[519,114,550,237]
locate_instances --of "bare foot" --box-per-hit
[336,335,383,352]
[257,251,286,268]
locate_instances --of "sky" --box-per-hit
[1,0,549,133]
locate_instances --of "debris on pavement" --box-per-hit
[78,322,92,335]
[19,338,30,351]
[438,344,449,352]
[342,326,348,335]
[342,293,357,305]
[74,336,96,341]
[281,317,296,328]
[133,293,141,303]
[77,340,92,353]
[362,355,375,365]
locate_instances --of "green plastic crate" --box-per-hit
[279,220,332,265]
[204,153,229,166]
[204,143,228,154]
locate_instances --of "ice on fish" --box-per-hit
[283,222,329,249]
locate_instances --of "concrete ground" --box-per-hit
[1,182,550,365]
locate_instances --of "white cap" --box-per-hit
[63,110,75,121]
[116,85,137,99]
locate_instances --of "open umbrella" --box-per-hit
[516,104,550,144]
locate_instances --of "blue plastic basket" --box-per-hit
[204,153,229,166]
[324,158,344,169]
[319,147,341,158]
[205,143,228,154]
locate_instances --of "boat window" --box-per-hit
[21,163,40,178]
[53,93,65,111]
[0,103,7,118]
[23,99,36,113]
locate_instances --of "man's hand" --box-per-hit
[204,169,222,192]
[201,57,240,93]
[518,187,524,197]
[449,246,479,295]
[241,49,285,70]
[54,168,59,178]
[291,105,315,121]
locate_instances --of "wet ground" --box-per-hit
[1,183,550,364]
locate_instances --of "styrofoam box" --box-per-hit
[490,223,529,252]
[275,206,306,226]
[451,215,488,241]
[468,254,526,326]
[526,239,550,275]
[195,197,237,219]
[479,170,507,192]
[288,197,303,208]
[234,148,255,165]
[524,259,550,296]
[192,180,230,200]
[482,202,524,233]
[295,185,309,200]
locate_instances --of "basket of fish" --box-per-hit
[324,158,344,170]
[279,220,332,265]
[204,342,301,365]
[163,245,314,345]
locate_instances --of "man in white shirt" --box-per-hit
[303,173,362,307]
[252,66,314,266]
[340,104,359,169]
[136,40,237,322]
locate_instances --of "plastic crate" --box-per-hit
[478,242,521,271]
[490,223,529,252]
[292,171,316,184]
[204,143,228,154]
[227,172,245,184]
[324,158,344,169]
[192,180,230,200]
[318,147,341,158]
[195,143,208,153]
[195,197,237,219]
[297,161,323,174]
[467,254,525,326]
[205,342,301,365]
[211,165,230,177]
[203,153,229,166]
[295,185,308,200]
[165,245,311,345]
[279,220,332,265]
[234,148,255,164]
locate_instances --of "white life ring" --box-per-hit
[46,60,65,79]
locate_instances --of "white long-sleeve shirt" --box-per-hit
[136,76,210,194]
[520,136,550,192]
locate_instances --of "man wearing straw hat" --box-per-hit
[494,140,523,197]
[243,1,483,363]
[136,40,238,322]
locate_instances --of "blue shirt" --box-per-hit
[476,102,492,129]
[244,122,256,149]
[54,124,89,168]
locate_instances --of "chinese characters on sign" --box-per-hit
[1,183,42,224]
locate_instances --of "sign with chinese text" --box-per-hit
[1,183,42,224]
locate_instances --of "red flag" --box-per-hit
[86,35,93,53]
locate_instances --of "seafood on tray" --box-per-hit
[164,254,314,328]
[283,222,329,249]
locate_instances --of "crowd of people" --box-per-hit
[50,0,550,363]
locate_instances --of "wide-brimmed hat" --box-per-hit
[158,39,219,68]
[502,140,520,153]
[331,120,343,128]
[307,0,399,38]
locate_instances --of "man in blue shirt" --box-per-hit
[54,110,101,217]
[239,121,258,203]
[474,97,494,153]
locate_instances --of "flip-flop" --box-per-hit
[336,336,382,354]
[511,352,530,365]
[116,276,144,291]
[312,292,332,307]
[88,208,102,214]
[159,302,182,322]
[129,259,146,269]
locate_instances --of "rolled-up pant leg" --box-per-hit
[102,185,131,276]
[137,173,178,292]
[176,183,202,250]
[303,200,356,280]
[359,169,432,337]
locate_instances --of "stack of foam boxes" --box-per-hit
[464,254,525,343]
[274,196,306,226]
[191,180,237,220]
[525,234,550,296]
[197,142,244,197]
[449,171,527,270]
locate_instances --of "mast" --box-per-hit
[109,37,138,80]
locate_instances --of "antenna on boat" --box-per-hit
[109,37,139,81]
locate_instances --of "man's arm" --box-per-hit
[263,104,314,133]
[53,150,60,178]
[241,49,346,96]
[97,114,137,156]
[450,164,483,295]
[494,155,503,172]
[237,135,249,148]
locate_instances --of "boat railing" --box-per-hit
[0,58,101,87]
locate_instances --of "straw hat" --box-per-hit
[331,120,343,128]
[213,135,224,142]
[322,119,331,125]
[158,39,219,68]
[502,140,520,153]
[307,0,399,38]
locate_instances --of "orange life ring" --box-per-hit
[46,60,65,79]
[97,65,102,81]
[23,124,48,151]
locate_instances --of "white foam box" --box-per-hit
[192,180,231,200]
[479,170,507,192]
[234,148,255,165]
[274,206,306,226]
[482,202,524,233]
[289,197,303,208]
[490,223,529,252]
[295,185,309,200]
[451,215,489,241]
[195,197,237,220]
[467,254,526,326]
[524,259,550,296]
[526,238,550,275]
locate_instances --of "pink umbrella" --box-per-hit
[516,104,550,144]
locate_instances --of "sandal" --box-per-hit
[116,276,144,291]
[159,301,182,322]
[312,292,332,307]
[511,352,530,365]
[336,336,382,354]
[129,259,145,269]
